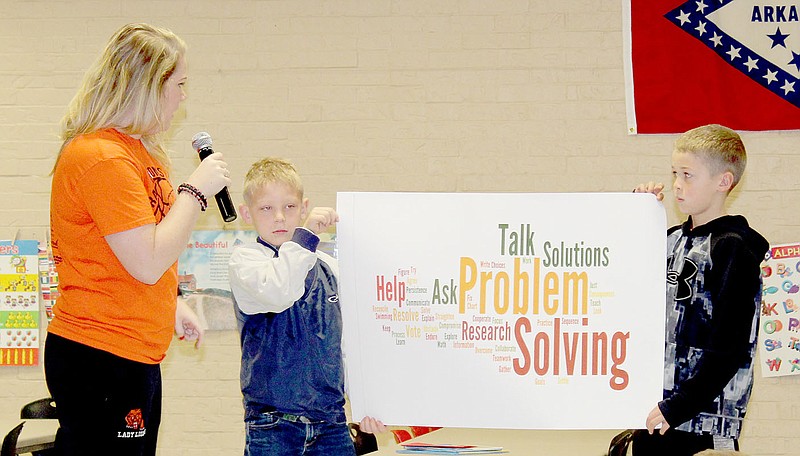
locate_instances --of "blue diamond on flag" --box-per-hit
[665,0,800,106]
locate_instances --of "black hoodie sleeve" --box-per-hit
[658,231,763,427]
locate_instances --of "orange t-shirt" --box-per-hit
[48,128,177,364]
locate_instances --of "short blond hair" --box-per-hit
[674,124,747,190]
[242,158,304,205]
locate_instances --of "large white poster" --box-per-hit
[338,192,666,430]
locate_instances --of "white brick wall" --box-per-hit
[1,1,798,455]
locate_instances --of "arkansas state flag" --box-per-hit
[624,1,800,134]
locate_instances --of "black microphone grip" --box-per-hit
[196,144,237,222]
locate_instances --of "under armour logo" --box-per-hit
[667,258,698,301]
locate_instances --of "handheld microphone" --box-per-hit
[191,132,237,222]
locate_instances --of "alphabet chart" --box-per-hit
[759,242,800,377]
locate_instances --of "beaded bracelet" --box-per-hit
[177,183,208,211]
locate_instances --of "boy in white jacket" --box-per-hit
[229,158,383,456]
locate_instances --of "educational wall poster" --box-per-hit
[176,229,335,330]
[179,230,255,292]
[758,242,800,377]
[177,230,255,330]
[38,242,58,322]
[338,192,667,430]
[0,240,40,366]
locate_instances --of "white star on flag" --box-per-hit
[763,69,778,85]
[744,56,759,72]
[696,1,708,13]
[709,32,722,47]
[695,21,707,36]
[726,46,741,61]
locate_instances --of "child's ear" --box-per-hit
[718,171,734,192]
[240,204,252,223]
[301,198,309,219]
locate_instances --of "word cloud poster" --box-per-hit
[759,243,800,377]
[0,240,40,366]
[338,192,666,429]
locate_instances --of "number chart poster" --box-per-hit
[0,240,40,366]
[759,243,800,377]
[338,192,666,430]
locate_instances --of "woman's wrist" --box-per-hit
[177,182,208,211]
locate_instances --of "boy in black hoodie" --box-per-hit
[633,124,769,456]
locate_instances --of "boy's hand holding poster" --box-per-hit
[337,192,666,429]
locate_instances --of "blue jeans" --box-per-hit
[245,412,356,456]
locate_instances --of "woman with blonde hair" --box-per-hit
[46,23,230,455]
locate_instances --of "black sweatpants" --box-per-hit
[44,333,162,456]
